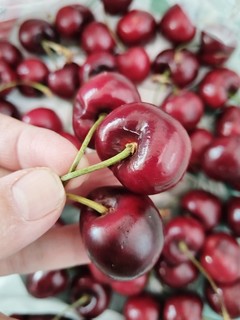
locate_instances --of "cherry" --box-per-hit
[163,292,203,320]
[22,107,63,132]
[160,90,204,131]
[18,19,58,54]
[0,59,17,97]
[162,216,205,265]
[123,293,161,320]
[59,131,82,149]
[159,4,196,44]
[80,186,164,280]
[55,4,94,39]
[70,272,112,318]
[152,48,199,88]
[215,105,240,137]
[47,62,80,99]
[116,47,151,83]
[95,102,191,195]
[0,98,20,119]
[73,71,140,148]
[200,231,240,285]
[79,51,117,83]
[101,0,133,15]
[116,10,157,46]
[80,21,116,54]
[226,196,240,236]
[198,24,237,66]
[16,58,49,97]
[188,128,213,173]
[181,189,222,231]
[0,40,22,67]
[198,67,240,109]
[205,279,240,319]
[26,269,69,298]
[155,258,199,288]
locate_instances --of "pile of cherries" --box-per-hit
[1,0,240,319]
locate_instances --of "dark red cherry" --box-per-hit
[47,62,80,99]
[215,105,240,137]
[18,19,58,54]
[200,232,240,284]
[160,90,204,131]
[101,0,133,15]
[79,51,117,83]
[205,279,240,319]
[152,48,199,88]
[55,4,94,39]
[95,102,191,195]
[116,10,156,46]
[80,186,164,280]
[159,4,196,44]
[59,131,82,149]
[181,189,222,231]
[163,292,203,320]
[73,71,140,148]
[16,58,49,97]
[0,59,17,97]
[162,216,205,265]
[22,107,63,132]
[0,40,22,67]
[70,273,112,318]
[198,68,240,109]
[188,128,213,173]
[155,258,199,288]
[198,24,237,66]
[0,98,20,119]
[80,21,116,54]
[26,269,69,298]
[116,47,151,83]
[123,293,161,320]
[226,197,240,236]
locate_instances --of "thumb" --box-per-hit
[0,167,66,260]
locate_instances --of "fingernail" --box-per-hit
[12,168,65,221]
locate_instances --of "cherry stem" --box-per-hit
[152,70,172,86]
[0,81,52,97]
[51,294,91,320]
[61,142,137,182]
[67,193,108,215]
[42,40,74,63]
[178,241,232,320]
[68,114,106,174]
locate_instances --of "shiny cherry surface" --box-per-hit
[215,105,240,137]
[0,40,22,67]
[226,197,240,236]
[0,98,20,119]
[101,0,133,15]
[0,59,17,97]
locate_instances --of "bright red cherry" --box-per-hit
[0,98,20,119]
[80,186,164,280]
[159,4,196,44]
[0,59,17,97]
[101,0,133,15]
[215,105,240,137]
[226,197,240,236]
[95,102,191,195]
[0,40,22,67]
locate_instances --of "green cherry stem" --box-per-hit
[178,241,232,320]
[42,40,74,63]
[68,114,106,174]
[66,193,108,215]
[61,142,137,182]
[0,81,53,97]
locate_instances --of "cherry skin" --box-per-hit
[0,98,20,119]
[73,71,140,148]
[152,48,199,88]
[181,189,222,231]
[215,105,240,137]
[0,40,22,67]
[59,131,82,149]
[80,186,164,280]
[116,10,157,46]
[116,47,151,83]
[162,216,205,265]
[47,62,80,99]
[198,67,240,109]
[18,19,58,54]
[22,107,63,132]
[80,21,116,54]
[160,90,204,131]
[226,197,240,236]
[163,292,203,320]
[0,59,17,97]
[123,293,161,320]
[200,231,240,285]
[26,269,69,298]
[159,4,196,44]
[101,0,133,15]
[55,4,94,39]
[95,102,191,195]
